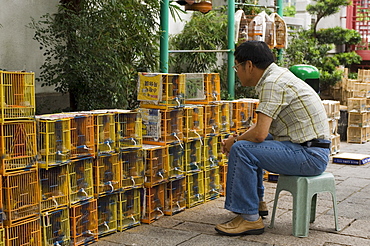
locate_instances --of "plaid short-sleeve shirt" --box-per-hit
[255,63,330,143]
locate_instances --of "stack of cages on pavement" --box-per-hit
[97,193,118,237]
[184,73,221,105]
[39,164,69,212]
[141,108,184,146]
[5,218,41,246]
[117,188,141,231]
[142,145,169,188]
[138,73,185,110]
[0,120,37,174]
[164,177,186,215]
[140,182,166,224]
[0,71,35,122]
[2,169,40,227]
[67,112,95,160]
[42,207,70,246]
[94,153,121,198]
[36,115,71,169]
[347,98,369,143]
[182,105,204,142]
[121,149,145,190]
[70,199,98,245]
[68,157,94,205]
[82,110,116,155]
[112,109,142,151]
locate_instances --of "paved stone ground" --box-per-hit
[94,141,370,246]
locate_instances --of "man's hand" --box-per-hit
[222,134,238,155]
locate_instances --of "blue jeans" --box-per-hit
[225,139,330,214]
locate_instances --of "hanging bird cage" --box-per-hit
[183,1,212,14]
[271,13,287,49]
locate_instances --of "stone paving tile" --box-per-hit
[340,219,370,239]
[94,225,199,246]
[178,234,272,246]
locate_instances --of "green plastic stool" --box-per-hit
[268,172,340,237]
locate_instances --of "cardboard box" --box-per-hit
[332,153,370,165]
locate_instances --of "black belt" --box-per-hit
[300,139,331,148]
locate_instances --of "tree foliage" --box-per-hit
[29,0,161,111]
[285,0,362,91]
[307,0,349,37]
[169,8,228,73]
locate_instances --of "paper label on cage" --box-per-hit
[185,73,205,100]
[141,108,161,139]
[137,73,163,102]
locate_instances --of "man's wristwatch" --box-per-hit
[234,137,238,143]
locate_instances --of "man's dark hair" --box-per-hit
[234,41,275,69]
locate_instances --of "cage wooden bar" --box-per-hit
[42,208,70,246]
[68,157,94,205]
[39,164,69,212]
[168,143,185,179]
[203,135,219,170]
[121,149,145,190]
[117,188,141,231]
[111,109,142,151]
[143,145,169,187]
[183,105,204,142]
[94,153,121,197]
[186,171,205,208]
[36,115,71,169]
[5,217,41,246]
[97,194,118,237]
[164,177,186,215]
[204,166,221,201]
[141,108,184,146]
[3,169,40,225]
[184,139,203,173]
[203,104,220,136]
[0,71,35,122]
[217,101,231,133]
[0,120,37,174]
[141,183,166,224]
[84,110,116,154]
[70,199,98,246]
[138,73,186,109]
[184,73,221,105]
[68,113,95,159]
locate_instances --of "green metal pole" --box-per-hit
[277,0,284,63]
[228,0,235,99]
[160,0,169,73]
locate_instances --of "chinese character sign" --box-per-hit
[137,73,163,102]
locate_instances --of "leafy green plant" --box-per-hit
[316,27,362,46]
[29,0,161,111]
[283,6,296,17]
[285,0,362,91]
[169,8,228,73]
